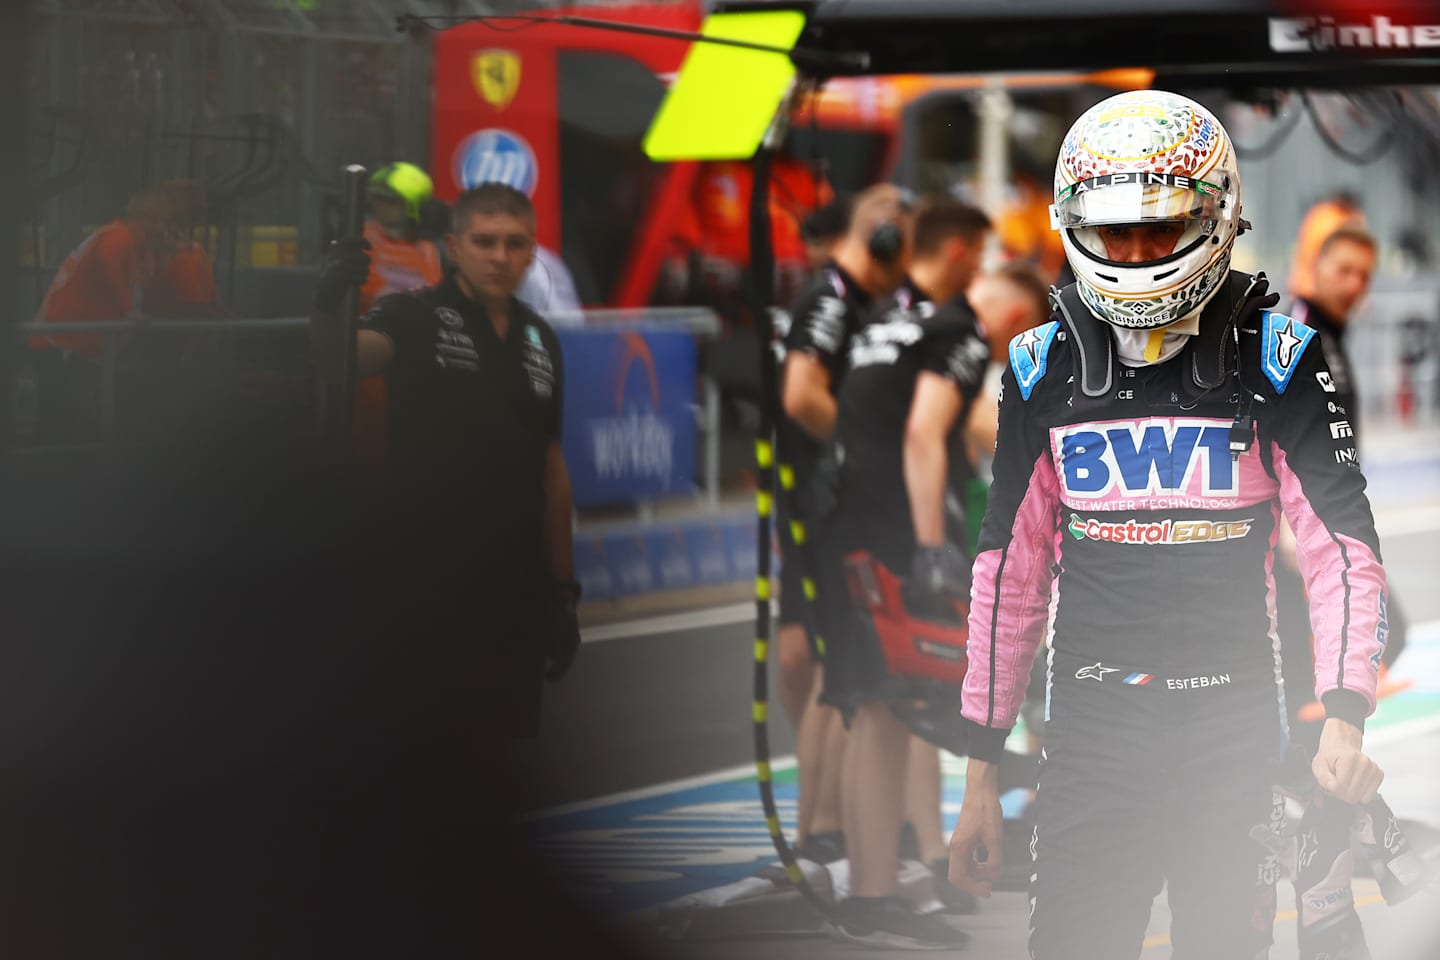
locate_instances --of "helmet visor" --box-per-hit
[1050,173,1235,230]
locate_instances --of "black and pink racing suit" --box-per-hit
[961,275,1389,960]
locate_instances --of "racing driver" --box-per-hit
[947,90,1389,960]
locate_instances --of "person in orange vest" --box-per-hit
[1287,192,1366,302]
[143,179,220,319]
[28,181,220,441]
[343,162,446,467]
[31,187,180,358]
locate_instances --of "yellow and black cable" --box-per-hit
[747,143,835,919]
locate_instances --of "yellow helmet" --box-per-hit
[369,162,434,223]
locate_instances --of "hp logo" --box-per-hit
[453,128,538,195]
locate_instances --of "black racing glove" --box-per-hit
[544,579,583,682]
[1237,279,1281,322]
[314,236,372,313]
[909,542,971,600]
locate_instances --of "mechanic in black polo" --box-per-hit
[775,183,914,863]
[314,182,581,739]
[817,195,992,950]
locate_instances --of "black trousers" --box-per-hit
[1028,649,1284,960]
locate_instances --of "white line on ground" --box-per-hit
[581,601,760,644]
[527,755,797,821]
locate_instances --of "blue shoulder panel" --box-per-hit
[1009,320,1060,401]
[1259,310,1316,394]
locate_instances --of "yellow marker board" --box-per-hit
[643,10,806,161]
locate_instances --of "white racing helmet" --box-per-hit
[1051,90,1244,330]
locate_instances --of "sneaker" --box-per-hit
[927,858,979,915]
[826,895,971,950]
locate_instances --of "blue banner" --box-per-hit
[572,511,757,601]
[558,326,697,508]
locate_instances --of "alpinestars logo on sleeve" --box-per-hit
[1010,321,1060,401]
[1016,327,1044,369]
[1274,319,1303,367]
[1259,311,1315,394]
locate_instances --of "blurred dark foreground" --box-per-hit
[0,409,657,959]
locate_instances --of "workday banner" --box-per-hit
[557,327,697,507]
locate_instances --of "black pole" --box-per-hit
[750,140,777,772]
[747,139,784,889]
[331,164,368,450]
[748,141,835,918]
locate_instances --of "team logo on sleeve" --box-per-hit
[1259,310,1315,394]
[1372,590,1390,670]
[520,324,555,397]
[945,337,990,388]
[770,308,792,364]
[771,307,792,340]
[805,297,847,354]
[1010,321,1060,400]
[849,315,922,369]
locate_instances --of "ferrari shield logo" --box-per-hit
[473,50,520,111]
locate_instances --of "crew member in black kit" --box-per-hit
[316,181,582,736]
[1278,222,1408,730]
[820,196,994,950]
[775,183,914,864]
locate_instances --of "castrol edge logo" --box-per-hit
[1067,514,1253,546]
